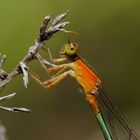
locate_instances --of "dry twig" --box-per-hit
[0,11,69,90]
[0,93,30,113]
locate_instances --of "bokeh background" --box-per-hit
[0,0,140,140]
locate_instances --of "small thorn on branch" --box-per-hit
[48,22,70,33]
[0,54,6,68]
[0,54,8,81]
[52,10,69,26]
[0,93,16,103]
[40,15,51,37]
[19,62,29,88]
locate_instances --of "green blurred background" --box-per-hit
[0,0,140,140]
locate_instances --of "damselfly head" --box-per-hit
[60,43,79,56]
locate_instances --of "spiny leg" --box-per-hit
[42,47,53,62]
[35,53,66,78]
[30,67,75,90]
[50,67,68,78]
[35,53,53,77]
[48,64,70,78]
[43,70,75,89]
[51,57,67,64]
[30,70,47,89]
[48,62,75,78]
[30,60,72,89]
[35,52,67,78]
[48,62,74,73]
[48,64,67,72]
[42,46,67,64]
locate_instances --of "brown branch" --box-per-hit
[0,11,69,90]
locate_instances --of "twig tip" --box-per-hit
[44,15,51,20]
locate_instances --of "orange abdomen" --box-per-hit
[74,59,101,93]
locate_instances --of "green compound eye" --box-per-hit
[64,43,79,56]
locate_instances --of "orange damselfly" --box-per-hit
[30,42,140,140]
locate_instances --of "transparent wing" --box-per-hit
[96,87,140,140]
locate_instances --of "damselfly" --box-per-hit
[30,42,140,140]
